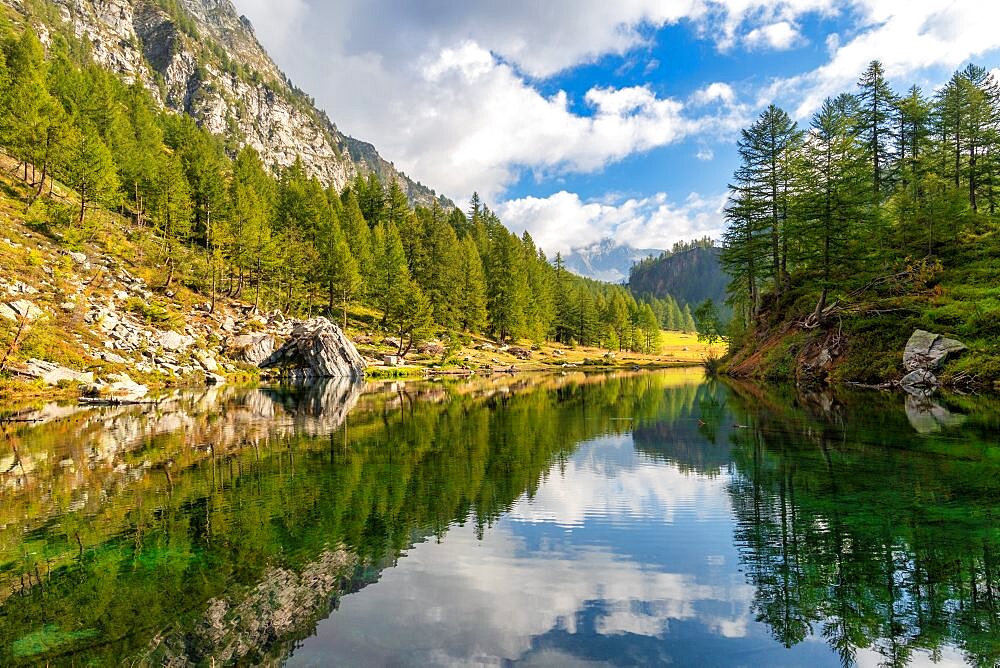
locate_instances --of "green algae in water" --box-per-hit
[13,624,98,658]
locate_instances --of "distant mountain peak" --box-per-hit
[563,239,662,283]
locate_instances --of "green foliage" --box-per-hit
[719,59,1000,385]
[0,18,697,358]
[124,296,182,329]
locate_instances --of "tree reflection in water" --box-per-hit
[725,381,999,667]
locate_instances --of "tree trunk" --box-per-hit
[210,264,217,314]
[164,255,175,289]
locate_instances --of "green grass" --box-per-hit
[13,624,99,659]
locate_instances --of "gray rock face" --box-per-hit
[20,0,449,209]
[157,330,193,351]
[261,318,366,380]
[901,369,939,396]
[903,329,967,372]
[17,359,95,386]
[226,334,274,366]
[0,299,44,322]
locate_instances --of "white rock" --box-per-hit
[0,300,44,322]
[157,330,193,351]
[197,354,219,372]
[225,333,274,365]
[17,359,94,386]
[67,251,90,269]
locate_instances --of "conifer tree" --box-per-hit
[552,253,575,343]
[457,236,488,333]
[733,105,801,297]
[371,221,411,328]
[152,153,190,288]
[856,60,897,199]
[4,30,48,181]
[339,190,374,285]
[486,230,527,342]
[325,232,361,329]
[65,122,119,225]
[794,96,871,315]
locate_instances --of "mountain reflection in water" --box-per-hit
[0,370,996,666]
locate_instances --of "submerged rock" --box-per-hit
[261,318,366,380]
[900,369,938,396]
[903,330,966,372]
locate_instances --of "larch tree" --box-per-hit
[856,60,898,200]
[457,236,488,333]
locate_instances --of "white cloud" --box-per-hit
[293,435,756,665]
[315,40,728,201]
[230,0,1000,251]
[696,146,715,161]
[228,0,817,202]
[231,0,307,54]
[691,82,736,106]
[745,21,802,50]
[761,1,1000,119]
[497,190,726,257]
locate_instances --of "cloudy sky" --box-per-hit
[231,0,1000,256]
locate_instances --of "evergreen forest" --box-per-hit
[720,60,1000,383]
[0,19,697,357]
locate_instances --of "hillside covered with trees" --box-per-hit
[628,238,728,316]
[719,60,1000,387]
[0,13,703,381]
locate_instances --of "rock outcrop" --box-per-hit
[900,329,967,395]
[6,0,449,208]
[0,299,44,322]
[903,330,967,372]
[15,359,94,386]
[900,368,938,396]
[225,333,274,366]
[261,318,366,380]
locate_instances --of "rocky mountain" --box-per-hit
[628,245,728,309]
[563,239,662,283]
[2,0,451,207]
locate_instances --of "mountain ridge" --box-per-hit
[563,238,662,283]
[2,0,452,207]
[628,245,728,309]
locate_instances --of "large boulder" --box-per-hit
[16,359,94,386]
[157,330,194,352]
[260,318,366,380]
[903,330,967,372]
[225,334,274,366]
[0,299,44,322]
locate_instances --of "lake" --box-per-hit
[0,370,997,666]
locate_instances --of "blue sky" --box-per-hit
[232,0,1000,257]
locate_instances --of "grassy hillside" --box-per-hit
[0,150,725,404]
[722,241,1000,388]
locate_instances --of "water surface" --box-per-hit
[0,371,997,666]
